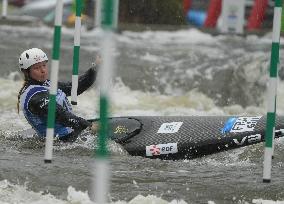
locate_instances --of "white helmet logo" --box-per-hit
[34,55,42,62]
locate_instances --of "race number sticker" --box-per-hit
[222,116,262,133]
[146,143,178,156]
[157,122,183,133]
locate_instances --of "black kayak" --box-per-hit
[89,115,284,160]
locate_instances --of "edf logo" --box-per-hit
[161,146,174,152]
[146,143,178,156]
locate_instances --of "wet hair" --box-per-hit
[17,70,29,114]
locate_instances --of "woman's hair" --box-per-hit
[17,70,29,114]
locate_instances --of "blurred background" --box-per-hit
[1,0,283,108]
[0,0,279,32]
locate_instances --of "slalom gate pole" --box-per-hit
[93,0,119,203]
[282,2,284,32]
[71,0,82,105]
[263,0,282,183]
[2,0,7,19]
[44,0,63,163]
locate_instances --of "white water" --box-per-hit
[2,75,284,203]
[1,25,284,203]
[0,179,189,204]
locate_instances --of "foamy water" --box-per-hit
[1,24,284,203]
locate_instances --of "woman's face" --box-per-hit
[29,61,48,82]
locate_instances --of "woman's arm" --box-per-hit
[58,65,98,96]
[28,91,91,130]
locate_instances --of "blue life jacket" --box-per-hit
[20,81,73,138]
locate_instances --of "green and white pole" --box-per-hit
[71,0,82,106]
[93,0,119,203]
[44,0,63,163]
[263,0,282,183]
[2,0,8,19]
[281,2,284,32]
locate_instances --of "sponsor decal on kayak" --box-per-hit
[146,143,178,156]
[157,122,183,133]
[221,116,262,133]
[233,134,262,145]
[114,125,128,134]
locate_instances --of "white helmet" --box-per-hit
[19,48,48,70]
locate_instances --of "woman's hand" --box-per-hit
[90,122,99,134]
[95,55,102,65]
[92,55,102,67]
